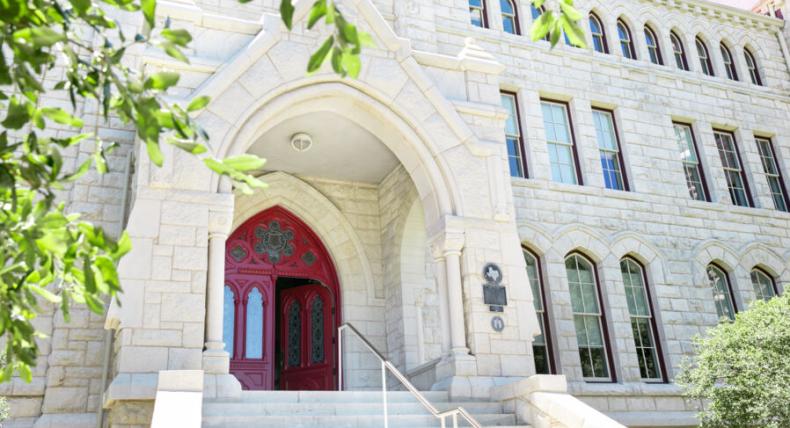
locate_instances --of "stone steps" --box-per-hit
[202,390,530,427]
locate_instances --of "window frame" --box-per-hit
[620,257,668,383]
[755,136,789,212]
[720,43,739,81]
[713,130,754,208]
[670,31,689,71]
[566,252,617,382]
[592,108,629,191]
[707,263,738,322]
[469,0,488,28]
[500,0,520,35]
[673,122,710,202]
[540,99,583,185]
[696,37,715,76]
[744,48,763,86]
[750,267,779,301]
[523,246,556,374]
[501,91,529,178]
[589,13,608,54]
[617,19,637,59]
[644,26,663,65]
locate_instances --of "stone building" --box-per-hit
[2,0,789,427]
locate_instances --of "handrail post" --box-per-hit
[452,412,458,428]
[337,327,343,391]
[381,360,388,428]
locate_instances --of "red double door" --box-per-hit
[226,276,336,390]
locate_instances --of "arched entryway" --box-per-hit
[223,205,341,390]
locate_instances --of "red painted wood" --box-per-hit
[224,206,341,391]
[279,284,335,391]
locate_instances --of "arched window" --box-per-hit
[531,5,550,41]
[720,43,738,80]
[644,26,663,65]
[245,287,264,359]
[670,31,689,70]
[524,247,554,374]
[750,268,778,301]
[744,48,762,85]
[707,264,737,321]
[617,20,636,59]
[621,258,666,382]
[500,0,519,35]
[469,0,487,28]
[696,37,714,76]
[223,285,236,356]
[589,13,608,53]
[566,253,614,381]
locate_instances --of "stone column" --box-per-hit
[433,255,451,355]
[444,249,468,355]
[203,208,232,374]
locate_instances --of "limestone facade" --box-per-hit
[2,0,789,427]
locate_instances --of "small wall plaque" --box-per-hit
[491,316,505,332]
[483,263,503,285]
[483,262,507,311]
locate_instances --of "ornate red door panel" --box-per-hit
[224,206,341,391]
[279,284,335,390]
[225,274,275,390]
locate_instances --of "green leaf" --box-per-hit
[164,44,189,63]
[308,36,334,74]
[2,97,31,129]
[560,15,586,48]
[141,0,157,29]
[144,71,180,90]
[307,0,327,29]
[40,107,84,128]
[116,232,132,258]
[161,28,192,46]
[558,1,582,21]
[187,95,210,112]
[28,284,61,303]
[280,0,295,30]
[146,140,164,166]
[530,10,552,43]
[13,27,66,47]
[222,154,266,171]
[341,51,361,78]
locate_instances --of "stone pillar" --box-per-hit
[445,250,469,355]
[203,208,232,374]
[433,255,451,355]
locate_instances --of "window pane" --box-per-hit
[502,93,525,178]
[567,254,611,380]
[707,265,736,321]
[751,270,776,301]
[524,251,543,311]
[245,288,264,359]
[223,285,235,356]
[310,296,325,364]
[287,301,302,366]
[715,132,750,207]
[542,103,578,185]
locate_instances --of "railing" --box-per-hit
[338,323,482,428]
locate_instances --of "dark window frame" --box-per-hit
[644,25,663,65]
[714,129,754,208]
[751,266,780,298]
[670,31,689,71]
[531,4,550,41]
[501,90,529,178]
[500,0,521,35]
[469,0,489,28]
[621,256,668,383]
[755,136,789,212]
[720,42,739,81]
[707,262,739,320]
[540,98,584,185]
[523,246,557,374]
[617,19,637,59]
[589,12,609,54]
[593,107,630,191]
[566,251,617,383]
[696,36,715,76]
[673,121,711,202]
[744,48,763,86]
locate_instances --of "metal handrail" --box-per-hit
[338,323,482,428]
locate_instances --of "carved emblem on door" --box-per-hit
[254,220,295,264]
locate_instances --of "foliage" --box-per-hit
[0,0,584,385]
[530,0,586,48]
[677,294,790,428]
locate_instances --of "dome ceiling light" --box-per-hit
[290,132,313,152]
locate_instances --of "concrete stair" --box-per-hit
[202,390,530,427]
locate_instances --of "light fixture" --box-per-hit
[290,133,313,152]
